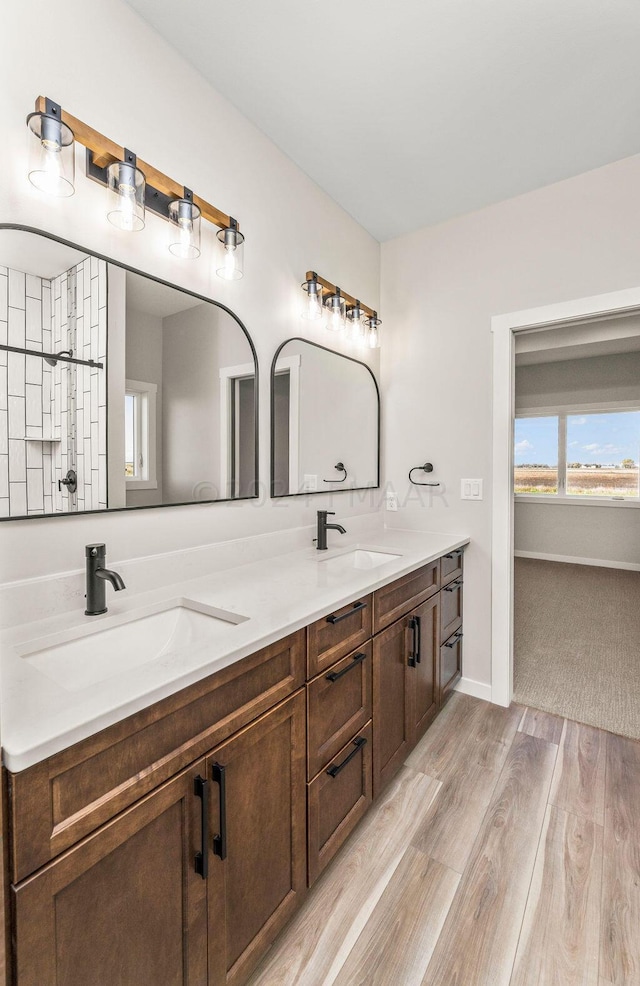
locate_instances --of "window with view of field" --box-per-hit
[514,410,640,499]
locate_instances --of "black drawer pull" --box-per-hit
[326,600,367,625]
[194,775,209,879]
[326,736,367,778]
[444,631,463,648]
[211,762,227,860]
[444,579,464,592]
[326,651,367,682]
[444,549,464,559]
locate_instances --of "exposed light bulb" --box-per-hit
[301,277,324,321]
[216,226,245,280]
[26,107,75,197]
[169,197,201,258]
[106,159,145,231]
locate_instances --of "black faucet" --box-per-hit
[85,543,126,616]
[315,510,347,550]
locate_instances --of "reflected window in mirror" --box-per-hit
[270,338,379,497]
[0,227,258,519]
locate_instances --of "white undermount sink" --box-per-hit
[319,547,402,574]
[18,598,249,693]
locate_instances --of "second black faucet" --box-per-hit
[315,510,347,550]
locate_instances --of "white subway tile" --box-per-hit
[0,364,7,411]
[7,353,25,397]
[26,297,42,343]
[27,468,44,511]
[8,439,26,480]
[25,384,42,429]
[0,320,7,346]
[0,499,9,518]
[0,455,8,497]
[26,441,41,468]
[8,307,26,348]
[98,261,106,309]
[8,397,25,440]
[0,410,7,455]
[0,276,7,317]
[8,270,25,309]
[25,275,41,300]
[9,483,27,516]
[25,354,42,386]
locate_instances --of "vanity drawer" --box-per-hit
[9,630,306,884]
[440,630,463,705]
[373,561,440,634]
[307,641,372,779]
[440,548,464,587]
[307,594,373,678]
[307,721,372,886]
[440,578,463,643]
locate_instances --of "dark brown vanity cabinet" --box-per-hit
[12,693,306,986]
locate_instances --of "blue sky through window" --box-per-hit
[516,412,640,467]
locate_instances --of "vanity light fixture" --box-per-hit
[26,98,75,197]
[324,287,346,332]
[216,219,244,280]
[106,151,145,231]
[26,96,243,275]
[168,189,201,258]
[301,273,325,321]
[364,314,381,349]
[301,271,381,345]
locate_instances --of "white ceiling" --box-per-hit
[125,0,640,241]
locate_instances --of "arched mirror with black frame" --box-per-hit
[0,225,258,519]
[270,337,380,497]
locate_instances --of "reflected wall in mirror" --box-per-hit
[271,338,379,497]
[0,227,257,518]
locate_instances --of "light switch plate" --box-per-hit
[461,478,483,500]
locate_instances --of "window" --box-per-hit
[125,379,157,490]
[514,409,640,501]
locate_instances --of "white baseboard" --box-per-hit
[455,676,493,702]
[514,549,640,572]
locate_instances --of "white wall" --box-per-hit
[514,351,640,566]
[125,305,163,507]
[381,153,640,689]
[0,0,380,584]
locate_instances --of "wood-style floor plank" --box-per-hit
[510,805,602,986]
[332,847,459,986]
[549,719,606,825]
[517,705,564,746]
[421,732,558,986]
[405,692,489,779]
[247,766,441,986]
[600,733,640,986]
[411,701,522,872]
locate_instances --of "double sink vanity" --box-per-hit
[1,525,468,986]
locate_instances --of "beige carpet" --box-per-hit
[514,557,640,739]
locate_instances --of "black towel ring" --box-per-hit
[409,462,441,486]
[323,461,348,483]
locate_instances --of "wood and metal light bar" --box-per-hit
[28,96,239,235]
[302,271,381,347]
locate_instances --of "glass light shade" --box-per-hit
[301,277,324,321]
[168,198,201,258]
[26,112,75,197]
[364,315,382,349]
[106,160,146,231]
[216,226,245,280]
[346,304,366,343]
[324,292,346,332]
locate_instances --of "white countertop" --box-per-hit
[1,528,469,772]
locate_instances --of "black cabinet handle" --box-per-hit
[194,775,209,879]
[414,615,422,664]
[211,762,227,860]
[326,651,367,682]
[444,579,464,592]
[407,616,417,667]
[444,631,463,648]
[444,549,464,559]
[326,736,367,778]
[326,600,367,625]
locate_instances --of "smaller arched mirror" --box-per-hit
[271,338,380,497]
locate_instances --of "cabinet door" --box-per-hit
[372,617,412,797]
[206,691,306,986]
[410,595,439,744]
[13,761,208,986]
